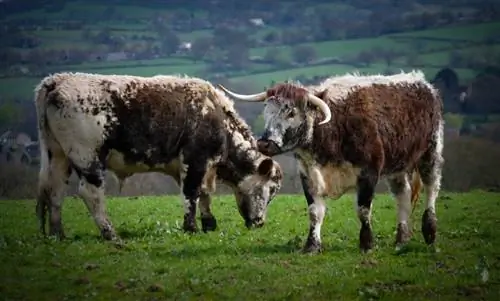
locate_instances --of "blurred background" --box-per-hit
[0,0,499,199]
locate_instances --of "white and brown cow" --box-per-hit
[34,72,283,241]
[218,70,444,254]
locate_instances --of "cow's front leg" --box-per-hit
[181,163,207,233]
[356,170,378,253]
[300,172,325,254]
[199,191,217,232]
[78,176,118,241]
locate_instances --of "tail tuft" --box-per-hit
[410,169,423,216]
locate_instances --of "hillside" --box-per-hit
[1,0,500,133]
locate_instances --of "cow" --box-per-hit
[34,72,283,242]
[217,70,444,254]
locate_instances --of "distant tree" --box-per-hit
[191,37,213,62]
[226,44,249,70]
[93,27,113,45]
[213,26,249,49]
[159,31,180,56]
[292,45,317,64]
[263,48,289,66]
[263,31,280,45]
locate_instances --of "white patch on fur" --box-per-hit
[296,151,360,199]
[425,119,444,213]
[389,174,412,227]
[310,69,435,104]
[308,201,326,242]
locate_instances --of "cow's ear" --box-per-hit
[257,158,274,178]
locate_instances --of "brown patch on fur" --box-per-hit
[302,83,442,175]
[266,83,308,105]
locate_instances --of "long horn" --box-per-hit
[307,93,331,125]
[217,84,267,102]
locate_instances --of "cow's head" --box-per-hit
[220,156,282,229]
[217,83,331,156]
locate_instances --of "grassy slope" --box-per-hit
[1,191,499,300]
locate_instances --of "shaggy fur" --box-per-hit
[240,70,443,253]
[34,72,282,241]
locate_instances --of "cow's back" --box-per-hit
[39,72,228,174]
[313,74,442,175]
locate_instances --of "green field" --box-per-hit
[1,192,499,300]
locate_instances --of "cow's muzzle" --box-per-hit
[257,139,282,156]
[245,217,265,229]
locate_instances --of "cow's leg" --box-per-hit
[36,151,70,240]
[180,162,208,233]
[418,123,444,248]
[199,191,217,232]
[300,172,325,254]
[75,161,117,241]
[356,169,379,253]
[387,174,413,250]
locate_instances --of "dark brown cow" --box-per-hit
[218,70,444,254]
[34,72,283,241]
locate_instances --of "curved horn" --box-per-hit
[217,84,267,102]
[307,93,331,125]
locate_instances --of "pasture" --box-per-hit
[1,192,499,300]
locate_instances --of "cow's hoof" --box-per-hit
[359,224,374,253]
[301,240,322,254]
[183,222,199,233]
[48,225,66,241]
[101,228,118,241]
[201,216,217,232]
[395,222,412,248]
[422,209,437,245]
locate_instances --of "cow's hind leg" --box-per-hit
[300,172,325,254]
[73,159,117,241]
[418,123,444,249]
[356,169,379,253]
[36,149,71,240]
[199,191,217,232]
[387,173,413,251]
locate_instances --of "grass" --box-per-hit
[1,191,499,300]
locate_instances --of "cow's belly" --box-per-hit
[299,160,360,199]
[106,149,218,193]
[106,149,183,180]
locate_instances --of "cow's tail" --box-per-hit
[33,76,58,236]
[410,168,423,216]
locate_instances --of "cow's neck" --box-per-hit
[217,131,261,186]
